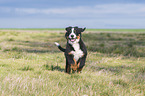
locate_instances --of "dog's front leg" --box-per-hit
[68,52,78,71]
[65,54,75,73]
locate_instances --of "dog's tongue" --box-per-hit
[71,39,75,42]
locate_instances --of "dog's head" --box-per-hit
[65,26,86,43]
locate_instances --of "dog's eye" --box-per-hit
[68,31,71,33]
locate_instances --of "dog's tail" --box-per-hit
[55,42,65,52]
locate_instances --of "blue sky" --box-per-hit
[0,0,145,28]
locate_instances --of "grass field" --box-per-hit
[0,29,144,96]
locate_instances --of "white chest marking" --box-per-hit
[71,43,84,61]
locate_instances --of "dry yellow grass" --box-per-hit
[0,29,144,96]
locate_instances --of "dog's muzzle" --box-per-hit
[69,38,76,42]
[69,35,76,42]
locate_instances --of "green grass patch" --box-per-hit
[84,33,145,57]
[1,28,145,32]
[20,66,34,71]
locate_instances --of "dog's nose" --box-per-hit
[71,35,74,38]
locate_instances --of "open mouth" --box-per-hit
[69,38,76,42]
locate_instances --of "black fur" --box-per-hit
[58,45,65,52]
[55,26,87,73]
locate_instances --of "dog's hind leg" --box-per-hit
[65,59,71,74]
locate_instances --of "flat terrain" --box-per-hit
[0,29,144,96]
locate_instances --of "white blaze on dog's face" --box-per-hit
[68,28,77,42]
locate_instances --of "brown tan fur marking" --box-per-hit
[71,59,78,71]
[77,34,80,39]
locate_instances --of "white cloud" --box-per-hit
[1,3,145,18]
[12,3,145,16]
[14,7,88,15]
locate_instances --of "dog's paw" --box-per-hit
[54,42,60,46]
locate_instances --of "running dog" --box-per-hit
[55,26,87,73]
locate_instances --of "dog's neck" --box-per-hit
[68,38,83,50]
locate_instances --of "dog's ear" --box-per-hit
[65,26,72,39]
[65,26,72,31]
[81,27,86,32]
[78,27,86,32]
